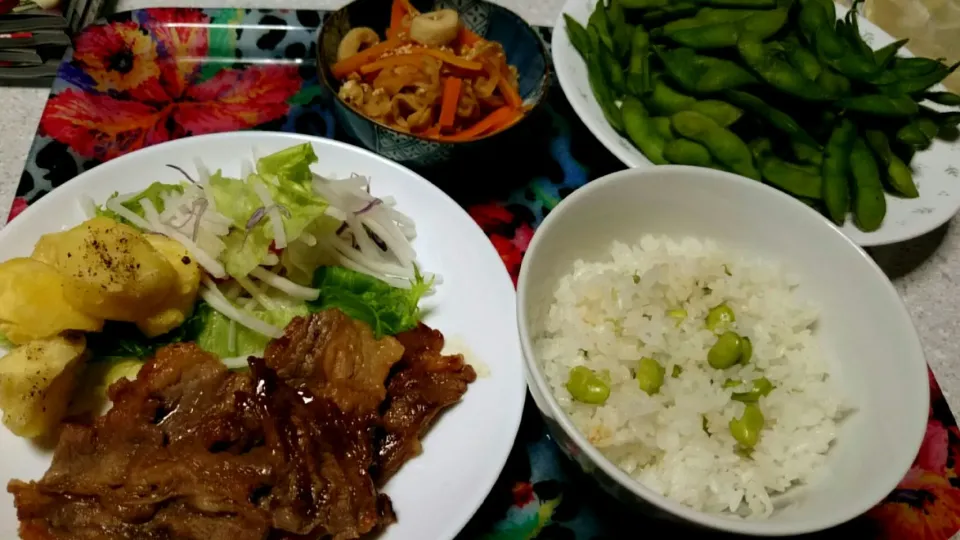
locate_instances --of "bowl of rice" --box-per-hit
[517,166,928,536]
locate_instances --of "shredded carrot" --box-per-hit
[358,53,428,75]
[332,38,406,78]
[496,61,523,108]
[439,77,462,127]
[443,106,521,141]
[389,0,418,37]
[399,0,418,15]
[424,124,442,137]
[457,25,483,47]
[408,47,483,71]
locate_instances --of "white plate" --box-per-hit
[0,131,526,540]
[553,0,960,247]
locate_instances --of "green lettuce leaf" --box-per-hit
[195,298,308,359]
[208,144,332,277]
[97,182,184,228]
[308,266,432,338]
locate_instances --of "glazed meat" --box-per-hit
[9,340,391,539]
[376,324,478,483]
[264,310,405,415]
[9,311,475,539]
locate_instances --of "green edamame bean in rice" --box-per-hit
[535,235,843,517]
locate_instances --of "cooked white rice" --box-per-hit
[534,235,846,518]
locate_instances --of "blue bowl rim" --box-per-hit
[315,0,551,146]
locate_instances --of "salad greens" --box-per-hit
[309,266,432,339]
[98,182,184,227]
[210,143,332,277]
[195,299,308,358]
[81,143,432,368]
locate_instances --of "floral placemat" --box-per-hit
[9,8,960,539]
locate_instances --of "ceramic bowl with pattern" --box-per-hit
[317,0,549,168]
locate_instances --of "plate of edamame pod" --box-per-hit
[553,0,960,246]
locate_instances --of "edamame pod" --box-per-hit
[873,39,909,68]
[759,156,823,199]
[876,60,960,95]
[723,90,820,148]
[597,42,626,94]
[837,94,920,117]
[648,79,741,126]
[663,139,717,167]
[850,134,886,232]
[622,97,669,164]
[642,2,698,24]
[896,117,939,148]
[671,110,760,179]
[792,141,824,165]
[663,6,789,49]
[657,47,759,94]
[738,38,831,101]
[607,0,633,60]
[626,26,651,96]
[564,15,593,60]
[925,91,960,107]
[821,119,856,225]
[864,129,918,198]
[781,39,822,81]
[588,0,615,54]
[816,67,852,97]
[586,55,624,132]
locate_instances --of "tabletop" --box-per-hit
[0,1,959,537]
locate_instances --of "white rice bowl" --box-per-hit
[534,234,849,519]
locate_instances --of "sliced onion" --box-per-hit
[221,354,263,370]
[250,267,319,300]
[106,198,153,230]
[140,199,227,278]
[201,289,282,338]
[252,181,286,249]
[201,279,282,338]
[235,275,276,310]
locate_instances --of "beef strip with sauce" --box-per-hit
[376,323,478,483]
[9,310,474,539]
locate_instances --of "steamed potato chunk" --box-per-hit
[136,235,202,338]
[0,258,103,344]
[37,216,178,322]
[0,334,87,438]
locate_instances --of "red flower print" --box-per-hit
[512,223,534,253]
[916,419,950,475]
[469,202,514,230]
[489,233,523,285]
[7,197,28,222]
[869,468,960,540]
[72,21,166,102]
[40,9,302,162]
[41,90,171,160]
[511,481,535,508]
[142,9,210,99]
[173,66,303,135]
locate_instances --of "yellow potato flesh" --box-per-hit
[0,258,103,344]
[40,216,178,322]
[136,234,202,338]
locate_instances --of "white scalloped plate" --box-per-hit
[553,0,960,246]
[0,131,525,540]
